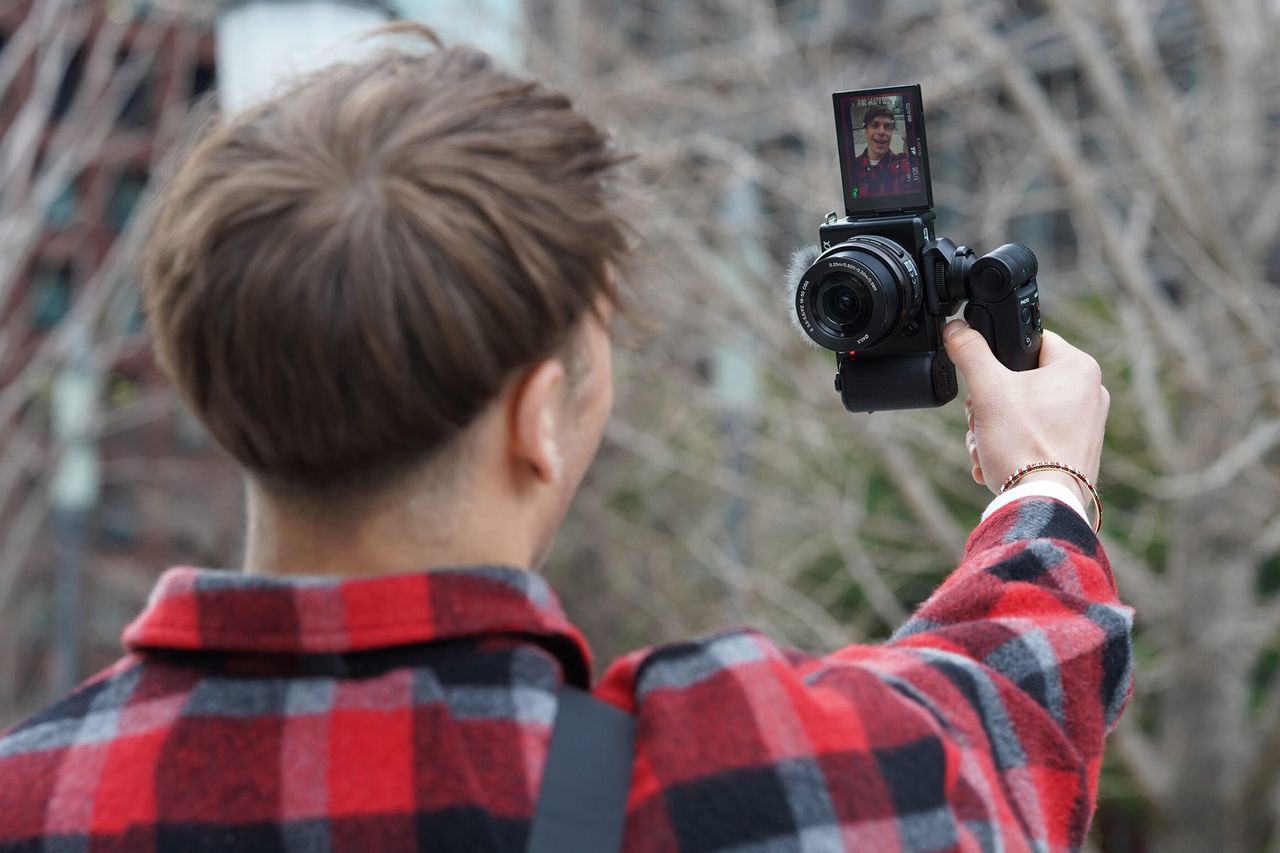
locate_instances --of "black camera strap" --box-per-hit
[526,686,636,853]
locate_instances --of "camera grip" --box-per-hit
[963,282,1042,372]
[837,351,957,412]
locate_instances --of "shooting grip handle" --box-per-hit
[963,244,1043,372]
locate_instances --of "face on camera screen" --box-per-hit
[834,85,933,216]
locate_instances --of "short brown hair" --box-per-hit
[862,104,895,128]
[142,26,630,498]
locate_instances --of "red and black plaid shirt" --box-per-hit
[0,497,1132,852]
[852,149,920,199]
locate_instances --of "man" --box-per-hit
[0,27,1128,852]
[852,103,919,198]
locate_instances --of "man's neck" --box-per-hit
[241,482,537,577]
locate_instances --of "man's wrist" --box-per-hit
[1013,469,1091,507]
[982,474,1091,524]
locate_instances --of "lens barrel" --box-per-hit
[794,236,923,351]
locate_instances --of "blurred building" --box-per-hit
[0,0,240,722]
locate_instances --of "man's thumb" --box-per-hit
[943,320,1004,386]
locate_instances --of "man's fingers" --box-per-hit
[1036,330,1099,377]
[950,326,1099,383]
[943,320,1005,389]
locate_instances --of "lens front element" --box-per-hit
[818,277,869,329]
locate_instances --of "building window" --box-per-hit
[775,0,819,26]
[104,286,145,336]
[174,405,208,452]
[98,482,139,547]
[46,179,79,228]
[191,60,216,101]
[107,169,148,232]
[123,291,144,334]
[31,263,73,330]
[54,46,86,120]
[116,48,152,129]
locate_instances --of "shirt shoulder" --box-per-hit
[0,657,144,750]
[885,151,916,172]
[598,627,810,704]
[0,657,161,842]
[601,629,975,851]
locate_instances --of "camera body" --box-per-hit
[794,84,1042,412]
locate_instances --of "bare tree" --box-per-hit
[6,0,1280,848]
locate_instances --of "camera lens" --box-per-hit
[819,278,866,327]
[794,236,923,352]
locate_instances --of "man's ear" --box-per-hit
[511,358,565,484]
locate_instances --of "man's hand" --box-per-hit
[944,319,1109,497]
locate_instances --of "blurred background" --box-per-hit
[2,0,1278,849]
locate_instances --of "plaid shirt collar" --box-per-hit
[121,566,594,685]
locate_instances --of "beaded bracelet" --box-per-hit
[999,461,1102,534]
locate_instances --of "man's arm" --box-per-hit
[595,498,1126,850]
[596,323,1120,850]
[820,321,1124,848]
[795,493,1128,851]
[893,492,1132,751]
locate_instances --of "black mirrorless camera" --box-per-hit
[792,85,1043,412]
